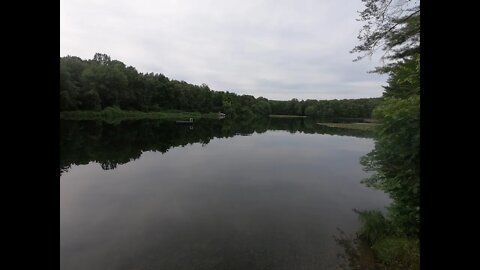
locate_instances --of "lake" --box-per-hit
[60,117,390,270]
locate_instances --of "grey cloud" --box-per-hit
[61,0,387,100]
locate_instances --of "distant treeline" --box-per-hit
[61,53,381,118]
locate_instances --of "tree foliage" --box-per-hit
[353,0,420,240]
[60,54,381,118]
[335,0,421,264]
[361,96,420,235]
[352,0,420,62]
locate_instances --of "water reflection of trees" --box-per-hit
[60,117,374,174]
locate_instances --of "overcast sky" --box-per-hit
[60,0,387,101]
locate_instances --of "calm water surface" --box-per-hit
[60,118,390,270]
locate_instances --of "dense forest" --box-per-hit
[60,54,381,118]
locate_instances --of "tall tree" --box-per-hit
[345,1,421,268]
[352,0,420,237]
[352,0,420,62]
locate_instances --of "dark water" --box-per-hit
[60,117,389,270]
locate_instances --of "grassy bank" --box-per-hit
[357,210,419,269]
[60,107,224,121]
[316,122,378,131]
[335,210,419,270]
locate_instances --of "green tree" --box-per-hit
[253,99,271,116]
[80,59,128,109]
[60,53,382,119]
[304,105,316,116]
[352,0,420,235]
[80,90,101,111]
[382,54,420,98]
[361,96,420,236]
[352,0,420,62]
[60,91,76,111]
[347,0,420,267]
[222,96,234,116]
[93,53,112,65]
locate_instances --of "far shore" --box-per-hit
[269,115,307,118]
[316,122,379,131]
[60,108,224,121]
